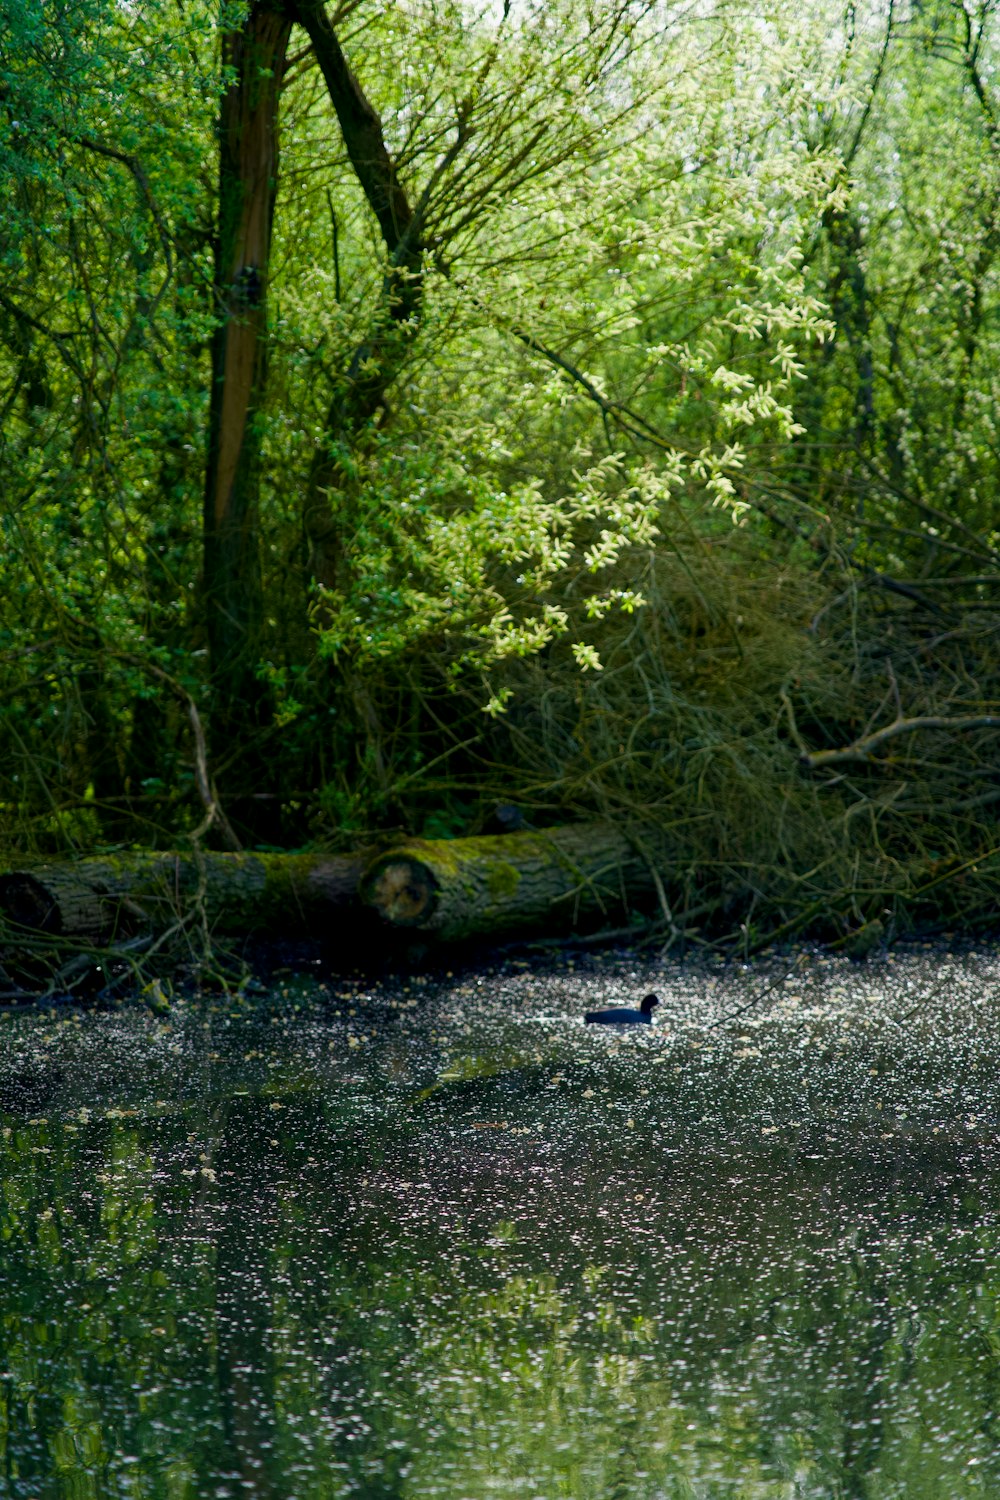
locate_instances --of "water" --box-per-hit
[1,947,999,1498]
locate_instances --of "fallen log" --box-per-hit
[360,825,667,942]
[0,850,367,943]
[1,824,672,956]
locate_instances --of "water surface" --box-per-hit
[1,947,999,1497]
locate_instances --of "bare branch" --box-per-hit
[290,0,419,268]
[117,655,242,851]
[76,136,174,292]
[802,714,1000,770]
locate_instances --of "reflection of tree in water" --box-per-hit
[1,1082,999,1497]
[215,1098,279,1498]
[0,1112,224,1494]
[297,1118,1000,1498]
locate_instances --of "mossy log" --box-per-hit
[360,825,666,942]
[0,850,367,943]
[1,825,669,953]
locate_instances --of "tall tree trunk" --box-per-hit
[823,201,875,450]
[203,3,291,816]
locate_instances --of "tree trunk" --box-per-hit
[203,4,291,794]
[0,849,366,943]
[360,826,669,942]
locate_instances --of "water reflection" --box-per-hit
[1,950,999,1496]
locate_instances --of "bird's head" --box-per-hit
[640,993,660,1015]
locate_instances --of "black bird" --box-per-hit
[584,992,660,1026]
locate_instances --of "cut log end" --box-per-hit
[0,874,62,934]
[356,825,666,943]
[362,856,438,927]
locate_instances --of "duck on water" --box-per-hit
[584,993,660,1026]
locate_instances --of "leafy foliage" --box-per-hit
[2,0,1000,945]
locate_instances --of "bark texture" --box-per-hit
[203,3,291,760]
[0,850,366,942]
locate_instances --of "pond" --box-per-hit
[1,946,999,1498]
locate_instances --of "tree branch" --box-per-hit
[802,714,1000,770]
[290,0,419,270]
[117,655,242,851]
[434,254,679,453]
[76,137,174,286]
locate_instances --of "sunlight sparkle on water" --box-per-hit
[1,946,999,1497]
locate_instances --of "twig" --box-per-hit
[705,954,807,1030]
[779,688,809,755]
[76,138,174,283]
[114,655,242,850]
[45,932,154,997]
[802,714,1000,770]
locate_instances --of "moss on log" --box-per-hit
[0,850,366,942]
[360,825,665,942]
[1,825,671,953]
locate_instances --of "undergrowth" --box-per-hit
[3,513,1000,969]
